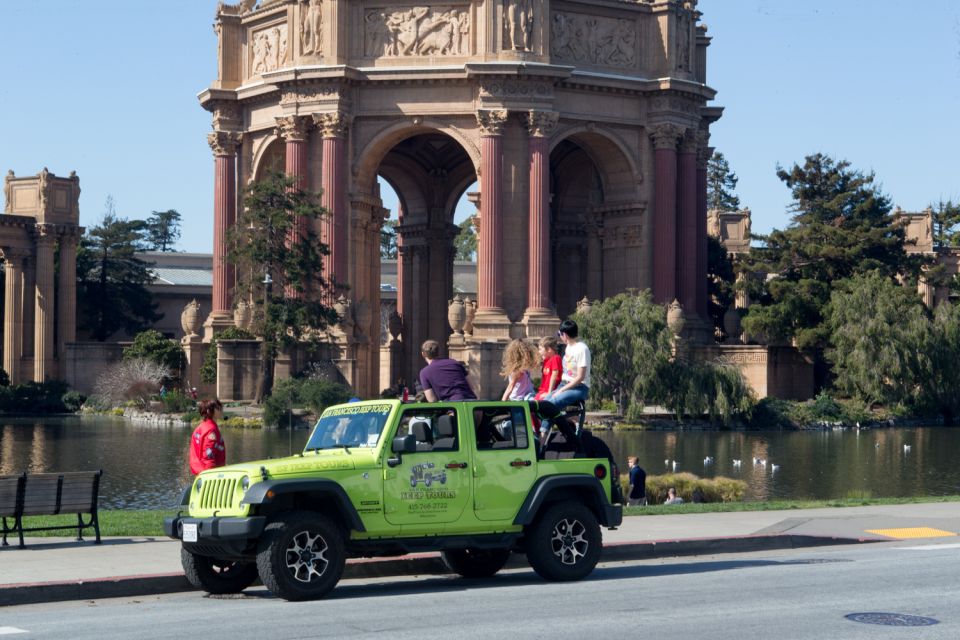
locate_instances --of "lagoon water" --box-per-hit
[1,416,957,509]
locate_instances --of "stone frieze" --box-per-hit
[364,5,471,57]
[251,23,289,75]
[551,12,637,68]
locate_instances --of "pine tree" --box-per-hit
[738,153,922,351]
[227,172,339,402]
[453,215,478,261]
[706,151,741,212]
[930,199,960,249]
[77,212,160,341]
[144,209,182,252]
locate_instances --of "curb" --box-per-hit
[0,534,875,607]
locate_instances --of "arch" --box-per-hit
[550,125,640,203]
[250,134,284,183]
[354,119,481,194]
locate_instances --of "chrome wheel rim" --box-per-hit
[550,517,588,565]
[285,530,330,583]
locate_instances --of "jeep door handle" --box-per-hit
[446,462,468,469]
[510,460,532,467]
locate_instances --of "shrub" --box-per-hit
[637,472,747,504]
[161,390,196,414]
[0,380,71,414]
[263,378,353,426]
[124,330,186,377]
[94,358,169,407]
[220,415,263,429]
[61,391,87,413]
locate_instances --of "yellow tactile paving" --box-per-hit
[865,527,958,539]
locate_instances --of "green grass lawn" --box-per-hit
[10,495,960,538]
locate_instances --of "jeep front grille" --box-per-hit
[198,478,238,510]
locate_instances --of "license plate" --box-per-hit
[182,523,198,543]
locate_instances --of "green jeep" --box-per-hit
[164,399,623,601]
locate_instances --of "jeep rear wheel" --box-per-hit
[181,548,258,594]
[525,502,601,581]
[256,511,345,601]
[441,548,511,578]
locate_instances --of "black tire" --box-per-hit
[441,548,511,579]
[525,501,602,581]
[181,548,258,594]
[256,511,346,601]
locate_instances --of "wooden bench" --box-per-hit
[0,470,102,548]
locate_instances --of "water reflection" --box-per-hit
[0,417,957,509]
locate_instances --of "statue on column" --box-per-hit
[300,0,323,55]
[3,170,12,213]
[505,0,533,51]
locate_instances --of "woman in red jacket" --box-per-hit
[189,398,226,475]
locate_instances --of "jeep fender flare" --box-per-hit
[513,475,620,528]
[241,479,366,532]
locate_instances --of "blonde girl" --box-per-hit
[500,339,538,401]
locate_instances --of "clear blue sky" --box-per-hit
[2,1,957,252]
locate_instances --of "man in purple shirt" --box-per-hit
[418,339,477,402]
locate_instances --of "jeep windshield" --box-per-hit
[304,403,393,451]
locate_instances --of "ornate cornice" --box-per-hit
[649,123,684,150]
[312,112,351,138]
[210,100,242,130]
[523,110,559,138]
[33,223,57,245]
[207,131,243,156]
[476,109,509,136]
[275,115,311,142]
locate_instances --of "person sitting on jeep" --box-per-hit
[418,339,477,402]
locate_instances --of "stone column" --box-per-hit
[678,129,699,314]
[521,110,560,336]
[696,134,712,318]
[472,109,511,337]
[33,224,55,381]
[276,115,311,299]
[206,130,242,337]
[57,230,78,361]
[650,124,683,304]
[2,249,25,384]
[314,112,350,293]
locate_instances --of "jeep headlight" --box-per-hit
[195,477,203,491]
[240,475,250,491]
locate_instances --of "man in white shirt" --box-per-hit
[543,319,591,436]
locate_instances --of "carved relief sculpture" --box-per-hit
[364,6,470,57]
[505,0,533,51]
[300,0,323,56]
[551,13,636,68]
[252,24,289,75]
[676,6,692,71]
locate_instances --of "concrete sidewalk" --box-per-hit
[2,502,958,606]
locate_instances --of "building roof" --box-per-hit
[150,266,213,287]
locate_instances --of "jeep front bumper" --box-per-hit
[164,515,267,558]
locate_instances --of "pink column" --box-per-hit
[678,129,699,313]
[315,112,349,292]
[477,110,508,311]
[650,124,682,304]
[277,116,310,299]
[525,111,558,312]
[396,204,405,319]
[208,131,241,314]
[696,139,712,318]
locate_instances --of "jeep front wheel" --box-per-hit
[441,548,511,578]
[525,502,601,581]
[181,548,258,594]
[256,511,346,601]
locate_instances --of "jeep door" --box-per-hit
[383,405,470,531]
[470,404,538,521]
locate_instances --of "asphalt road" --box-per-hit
[3,540,958,639]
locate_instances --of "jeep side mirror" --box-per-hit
[388,434,417,467]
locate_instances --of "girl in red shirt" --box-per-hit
[189,398,226,475]
[535,336,562,400]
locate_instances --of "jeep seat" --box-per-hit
[433,414,457,451]
[411,420,434,452]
